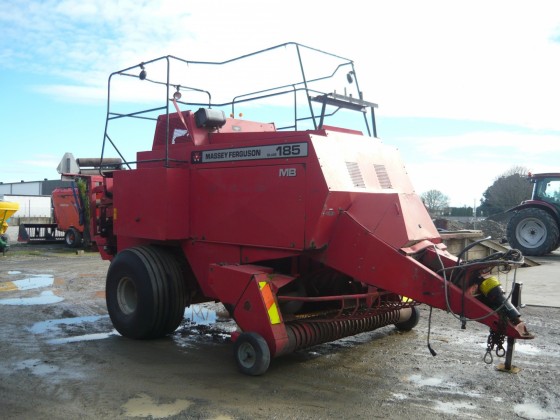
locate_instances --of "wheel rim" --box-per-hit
[516,217,547,248]
[66,233,74,245]
[117,276,137,315]
[237,342,257,369]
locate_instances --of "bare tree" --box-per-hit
[421,189,450,217]
[479,166,532,215]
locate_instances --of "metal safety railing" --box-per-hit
[100,42,379,172]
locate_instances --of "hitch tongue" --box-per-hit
[514,321,534,339]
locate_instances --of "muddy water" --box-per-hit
[1,245,560,419]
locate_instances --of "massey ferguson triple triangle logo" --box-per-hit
[191,143,308,164]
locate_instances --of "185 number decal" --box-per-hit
[276,145,301,156]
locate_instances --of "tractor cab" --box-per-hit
[532,173,560,209]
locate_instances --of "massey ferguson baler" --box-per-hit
[88,43,533,375]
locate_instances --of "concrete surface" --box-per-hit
[515,250,560,308]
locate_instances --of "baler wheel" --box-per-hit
[64,228,82,248]
[394,306,420,332]
[233,332,270,376]
[106,246,187,339]
[146,246,188,335]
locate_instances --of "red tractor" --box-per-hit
[81,43,533,375]
[506,173,560,256]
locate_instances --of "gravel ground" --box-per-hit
[1,240,559,420]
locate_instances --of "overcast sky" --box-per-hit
[1,0,559,206]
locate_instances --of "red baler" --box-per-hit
[85,43,532,375]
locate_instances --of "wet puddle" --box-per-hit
[28,305,235,347]
[14,358,59,376]
[0,274,54,292]
[173,304,236,348]
[29,315,117,344]
[433,401,477,417]
[408,374,448,387]
[47,332,118,345]
[515,342,543,356]
[514,402,560,420]
[12,358,86,383]
[122,393,192,418]
[0,290,64,305]
[0,273,64,305]
[2,270,234,347]
[404,373,560,419]
[30,315,108,334]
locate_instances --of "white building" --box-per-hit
[0,179,71,221]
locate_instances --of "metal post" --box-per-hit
[499,282,522,373]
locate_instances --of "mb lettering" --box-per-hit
[279,168,297,177]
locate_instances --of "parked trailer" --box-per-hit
[18,223,64,244]
[18,186,83,246]
[18,160,119,247]
[83,43,533,375]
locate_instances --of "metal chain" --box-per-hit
[483,315,508,364]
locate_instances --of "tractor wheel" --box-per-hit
[506,208,559,256]
[64,228,82,248]
[233,332,271,376]
[394,306,420,332]
[106,246,187,339]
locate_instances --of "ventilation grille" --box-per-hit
[345,162,366,188]
[374,164,392,189]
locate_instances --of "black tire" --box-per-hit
[506,208,560,256]
[233,332,271,376]
[0,234,9,253]
[394,306,420,332]
[64,228,82,248]
[106,246,187,339]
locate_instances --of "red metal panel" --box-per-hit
[305,191,353,250]
[239,247,299,265]
[346,192,440,249]
[152,111,276,150]
[207,263,272,307]
[310,131,416,194]
[208,264,291,356]
[152,111,194,149]
[52,188,81,232]
[182,241,242,298]
[302,131,442,250]
[137,144,191,169]
[113,167,189,241]
[191,164,306,249]
[319,211,527,339]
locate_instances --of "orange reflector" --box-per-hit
[259,281,281,325]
